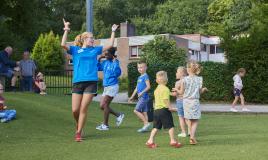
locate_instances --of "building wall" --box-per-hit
[117,37,130,77]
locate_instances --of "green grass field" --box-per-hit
[1,93,268,160]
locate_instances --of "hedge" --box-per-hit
[128,61,231,101]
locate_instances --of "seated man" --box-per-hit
[0,46,20,90]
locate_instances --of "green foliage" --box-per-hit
[141,36,186,65]
[207,0,253,35]
[128,36,186,98]
[133,0,213,35]
[221,1,268,103]
[32,31,64,71]
[199,62,232,101]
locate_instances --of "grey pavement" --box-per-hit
[93,92,268,113]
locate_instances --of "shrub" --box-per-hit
[32,31,64,71]
[199,62,232,101]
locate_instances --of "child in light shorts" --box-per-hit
[171,67,189,138]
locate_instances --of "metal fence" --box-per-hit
[3,70,73,95]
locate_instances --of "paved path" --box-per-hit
[93,92,268,113]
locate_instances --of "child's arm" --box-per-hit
[163,99,177,112]
[172,81,184,95]
[171,81,180,97]
[200,87,208,94]
[137,80,150,98]
[128,87,137,102]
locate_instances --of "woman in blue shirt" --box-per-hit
[61,19,118,142]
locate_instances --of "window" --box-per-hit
[216,46,224,53]
[201,44,206,52]
[130,46,143,58]
[210,45,215,54]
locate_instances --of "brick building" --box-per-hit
[65,22,225,77]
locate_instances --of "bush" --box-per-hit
[199,62,232,101]
[128,36,187,99]
[32,31,64,71]
[223,28,268,103]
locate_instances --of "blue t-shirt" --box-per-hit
[69,46,103,83]
[98,59,121,87]
[137,73,150,99]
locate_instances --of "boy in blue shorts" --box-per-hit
[129,61,151,132]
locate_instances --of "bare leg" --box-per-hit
[100,96,120,126]
[11,75,17,87]
[142,112,149,125]
[77,94,94,133]
[189,119,199,139]
[186,119,190,134]
[240,94,245,108]
[134,110,148,125]
[232,96,239,108]
[168,127,177,143]
[147,128,158,144]
[72,93,82,126]
[178,116,186,133]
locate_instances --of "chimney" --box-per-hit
[120,21,136,37]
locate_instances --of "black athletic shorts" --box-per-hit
[72,81,98,95]
[153,108,174,130]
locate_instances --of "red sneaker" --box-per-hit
[170,142,182,148]
[146,142,158,148]
[75,132,82,142]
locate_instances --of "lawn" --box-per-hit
[1,93,268,160]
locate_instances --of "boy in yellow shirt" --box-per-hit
[145,71,182,148]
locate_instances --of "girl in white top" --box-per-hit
[176,61,207,145]
[231,68,250,112]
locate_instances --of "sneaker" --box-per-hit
[116,113,125,127]
[137,123,151,133]
[242,108,250,112]
[230,108,238,112]
[75,132,82,142]
[178,132,187,137]
[96,124,109,131]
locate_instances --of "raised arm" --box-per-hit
[103,24,119,52]
[61,18,71,51]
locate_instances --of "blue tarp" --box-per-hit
[0,110,16,123]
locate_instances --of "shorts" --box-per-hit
[135,97,149,112]
[72,81,98,94]
[102,84,119,97]
[153,108,174,130]
[234,88,242,97]
[176,99,184,117]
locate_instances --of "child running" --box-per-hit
[230,68,249,112]
[171,67,190,137]
[175,61,207,145]
[61,18,119,142]
[146,71,182,148]
[129,62,151,133]
[96,47,125,131]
